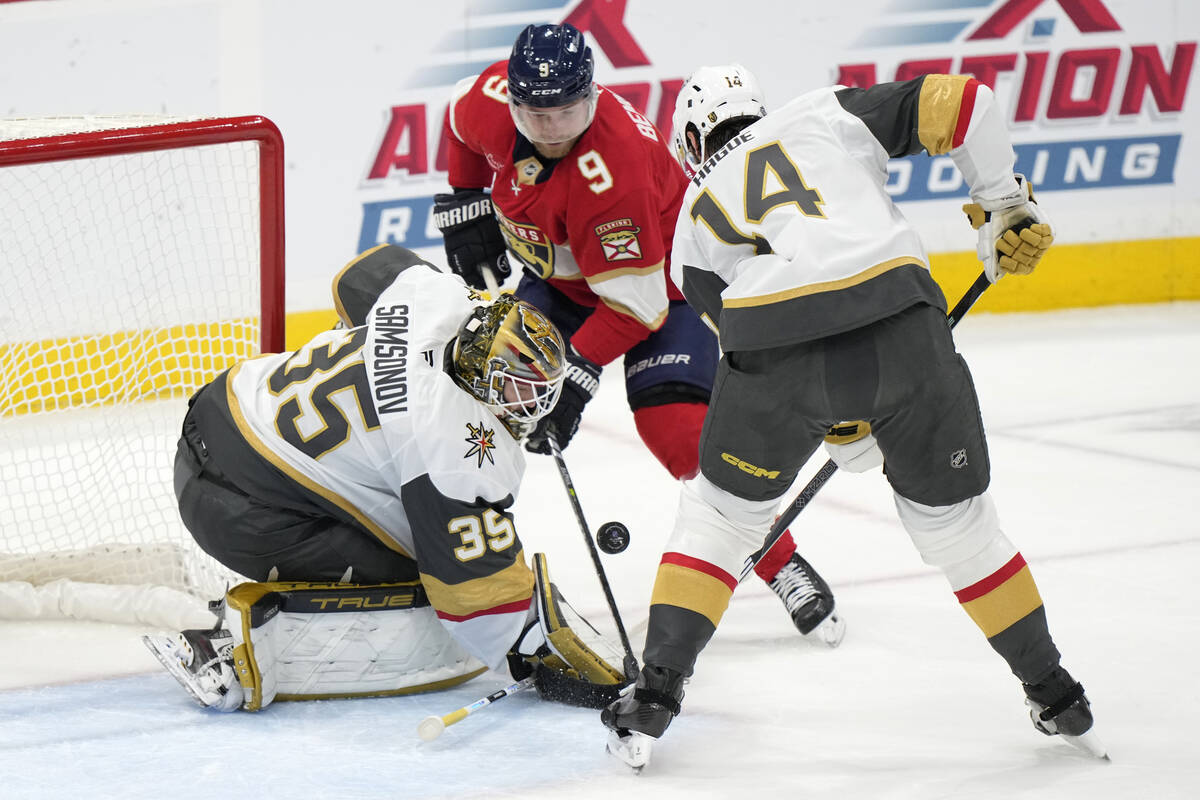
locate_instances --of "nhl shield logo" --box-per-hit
[950,449,968,469]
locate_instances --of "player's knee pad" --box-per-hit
[632,401,707,480]
[664,473,778,578]
[223,580,486,711]
[894,491,1018,590]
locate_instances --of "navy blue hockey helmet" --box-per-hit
[507,23,594,108]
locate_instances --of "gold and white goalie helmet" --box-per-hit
[671,63,767,173]
[452,297,567,438]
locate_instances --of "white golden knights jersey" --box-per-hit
[224,246,533,668]
[672,75,1018,351]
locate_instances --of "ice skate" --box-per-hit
[142,627,243,712]
[606,728,654,772]
[601,663,685,771]
[1023,665,1108,759]
[768,553,846,647]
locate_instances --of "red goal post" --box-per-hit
[0,115,285,628]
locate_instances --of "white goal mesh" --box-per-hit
[0,115,285,626]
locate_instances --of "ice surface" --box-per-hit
[2,303,1198,799]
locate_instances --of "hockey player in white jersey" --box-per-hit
[603,65,1104,767]
[145,244,626,712]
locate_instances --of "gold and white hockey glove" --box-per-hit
[509,553,629,709]
[823,420,883,473]
[963,174,1054,283]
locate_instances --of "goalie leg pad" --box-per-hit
[223,580,485,711]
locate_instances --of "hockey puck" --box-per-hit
[596,521,631,554]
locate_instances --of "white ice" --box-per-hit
[2,303,1198,799]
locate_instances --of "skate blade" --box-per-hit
[606,730,653,772]
[141,634,211,708]
[1062,729,1110,760]
[804,612,846,648]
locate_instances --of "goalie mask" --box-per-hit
[451,297,566,438]
[671,63,766,173]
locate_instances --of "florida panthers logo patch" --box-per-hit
[595,218,642,262]
[497,211,554,278]
[464,421,498,467]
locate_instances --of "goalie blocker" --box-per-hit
[143,553,628,712]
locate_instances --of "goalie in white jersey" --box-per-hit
[604,65,1105,766]
[145,244,627,713]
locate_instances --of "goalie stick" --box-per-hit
[739,270,993,582]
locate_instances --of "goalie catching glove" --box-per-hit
[823,420,883,473]
[509,552,630,709]
[962,174,1054,283]
[433,188,512,291]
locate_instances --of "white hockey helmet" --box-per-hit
[671,64,766,172]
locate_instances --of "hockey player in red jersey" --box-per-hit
[603,65,1104,769]
[434,22,844,646]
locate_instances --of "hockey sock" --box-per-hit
[642,553,733,675]
[897,492,1061,682]
[752,529,797,582]
[953,553,1061,683]
[633,402,707,480]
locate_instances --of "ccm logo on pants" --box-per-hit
[721,452,780,479]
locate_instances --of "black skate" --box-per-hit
[768,553,846,647]
[142,627,243,712]
[601,664,685,771]
[1022,665,1108,759]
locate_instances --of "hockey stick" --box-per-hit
[481,264,503,297]
[481,265,638,679]
[547,436,641,682]
[739,270,993,582]
[416,676,534,741]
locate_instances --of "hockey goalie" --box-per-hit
[143,244,628,712]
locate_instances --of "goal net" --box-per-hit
[0,115,285,628]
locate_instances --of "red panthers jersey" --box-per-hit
[444,61,688,366]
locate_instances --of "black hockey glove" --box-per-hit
[432,188,511,290]
[525,346,601,455]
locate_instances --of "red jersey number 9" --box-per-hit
[577,150,613,194]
